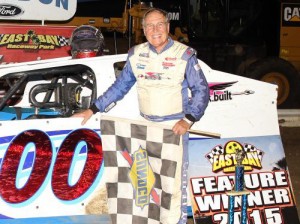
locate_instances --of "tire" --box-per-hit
[245,57,300,108]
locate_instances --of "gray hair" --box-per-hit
[142,8,169,26]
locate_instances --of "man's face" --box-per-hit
[143,11,170,53]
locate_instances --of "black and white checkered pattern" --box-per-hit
[57,36,69,46]
[244,143,256,152]
[244,143,263,160]
[101,116,183,224]
[206,145,224,163]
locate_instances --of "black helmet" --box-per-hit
[70,25,105,58]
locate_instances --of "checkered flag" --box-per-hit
[57,35,69,46]
[100,115,184,224]
[244,143,264,160]
[206,145,224,164]
[244,143,257,152]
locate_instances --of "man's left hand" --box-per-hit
[172,119,191,135]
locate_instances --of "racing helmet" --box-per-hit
[70,25,105,58]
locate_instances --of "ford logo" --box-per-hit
[0,4,23,17]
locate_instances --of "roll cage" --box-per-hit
[0,64,97,120]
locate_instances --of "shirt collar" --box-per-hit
[148,37,174,54]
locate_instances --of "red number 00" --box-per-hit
[0,129,103,203]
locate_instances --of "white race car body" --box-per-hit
[1,54,294,224]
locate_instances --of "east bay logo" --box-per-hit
[206,141,264,173]
[0,30,69,50]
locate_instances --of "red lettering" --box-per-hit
[52,129,103,200]
[0,130,52,203]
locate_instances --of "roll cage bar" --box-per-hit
[0,64,97,118]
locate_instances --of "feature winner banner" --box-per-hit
[100,115,184,224]
[187,61,300,223]
[189,137,299,224]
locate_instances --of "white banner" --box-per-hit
[0,0,76,21]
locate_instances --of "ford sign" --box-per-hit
[0,4,23,17]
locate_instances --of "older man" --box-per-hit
[73,7,209,223]
[74,8,209,134]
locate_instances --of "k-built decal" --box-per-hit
[282,3,300,27]
[209,81,254,102]
[0,30,69,50]
[209,81,236,102]
[206,141,264,173]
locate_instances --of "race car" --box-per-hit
[0,50,293,224]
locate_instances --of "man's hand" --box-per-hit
[172,119,191,135]
[71,109,94,125]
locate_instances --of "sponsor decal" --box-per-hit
[282,3,300,27]
[194,63,201,71]
[0,4,23,17]
[121,147,159,208]
[162,61,175,69]
[209,81,254,102]
[0,30,69,51]
[186,49,193,55]
[136,63,146,69]
[139,53,149,58]
[104,102,116,112]
[138,72,167,80]
[137,58,149,63]
[165,57,177,61]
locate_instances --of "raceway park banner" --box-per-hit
[0,25,75,64]
[0,0,76,21]
[0,55,298,223]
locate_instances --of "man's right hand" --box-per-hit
[72,109,94,125]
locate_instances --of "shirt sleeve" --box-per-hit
[185,54,210,121]
[91,58,136,113]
